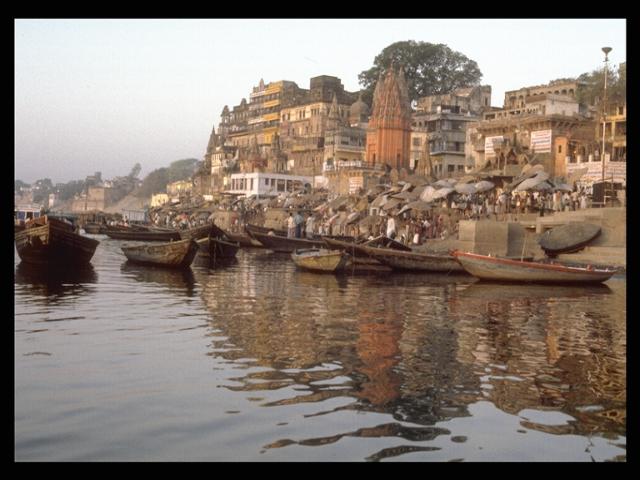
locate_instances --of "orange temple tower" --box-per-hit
[365,64,412,170]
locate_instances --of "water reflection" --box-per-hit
[120,262,196,297]
[14,262,98,302]
[200,254,625,460]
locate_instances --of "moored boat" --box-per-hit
[83,222,104,234]
[245,223,287,238]
[195,236,240,259]
[178,224,213,241]
[249,231,326,253]
[104,226,181,242]
[451,250,617,283]
[353,244,465,272]
[291,248,349,273]
[121,238,199,268]
[14,216,100,265]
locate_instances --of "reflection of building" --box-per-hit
[365,65,412,170]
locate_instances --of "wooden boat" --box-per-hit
[352,244,466,272]
[249,231,326,253]
[14,216,100,265]
[178,224,212,241]
[104,226,181,242]
[245,223,288,238]
[195,236,240,259]
[83,222,104,234]
[291,248,349,272]
[538,222,601,255]
[121,238,199,268]
[225,230,264,248]
[451,250,617,283]
[323,235,411,255]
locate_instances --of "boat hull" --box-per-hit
[195,237,240,259]
[250,231,325,253]
[105,229,181,242]
[358,245,465,272]
[15,221,99,265]
[121,239,198,268]
[452,251,616,283]
[178,225,213,241]
[291,249,349,272]
[539,222,601,255]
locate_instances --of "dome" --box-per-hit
[349,93,370,121]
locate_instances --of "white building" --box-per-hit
[228,172,313,197]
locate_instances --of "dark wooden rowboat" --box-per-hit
[451,250,616,283]
[14,217,100,265]
[291,248,349,272]
[245,223,288,238]
[538,222,601,255]
[83,222,104,234]
[249,231,326,253]
[195,236,240,259]
[351,244,465,272]
[104,227,181,242]
[121,238,199,268]
[178,224,213,241]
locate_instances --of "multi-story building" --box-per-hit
[503,79,588,110]
[279,76,357,176]
[411,85,491,178]
[467,93,595,178]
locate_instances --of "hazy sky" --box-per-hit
[14,18,626,184]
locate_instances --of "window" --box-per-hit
[558,145,562,154]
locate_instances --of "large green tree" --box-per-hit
[358,41,483,106]
[575,62,626,107]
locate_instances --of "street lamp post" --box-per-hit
[601,47,612,189]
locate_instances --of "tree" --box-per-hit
[128,162,142,179]
[575,62,626,107]
[358,41,483,106]
[134,158,199,198]
[15,179,29,192]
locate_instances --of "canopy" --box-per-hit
[554,183,573,192]
[419,185,437,203]
[432,187,455,199]
[370,194,389,209]
[382,198,403,211]
[474,180,495,192]
[455,183,477,195]
[397,200,433,215]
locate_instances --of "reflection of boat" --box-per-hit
[459,280,612,301]
[452,251,617,283]
[121,239,199,268]
[291,248,349,273]
[15,261,98,286]
[539,223,601,255]
[14,216,100,265]
[120,262,195,289]
[249,231,325,253]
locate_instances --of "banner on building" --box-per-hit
[349,177,363,194]
[566,159,626,184]
[530,130,552,153]
[484,136,503,158]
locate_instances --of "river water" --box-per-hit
[14,236,626,461]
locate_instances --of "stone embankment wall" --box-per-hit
[455,207,626,268]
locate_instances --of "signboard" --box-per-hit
[349,177,363,194]
[566,160,626,184]
[530,129,552,153]
[484,135,503,158]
